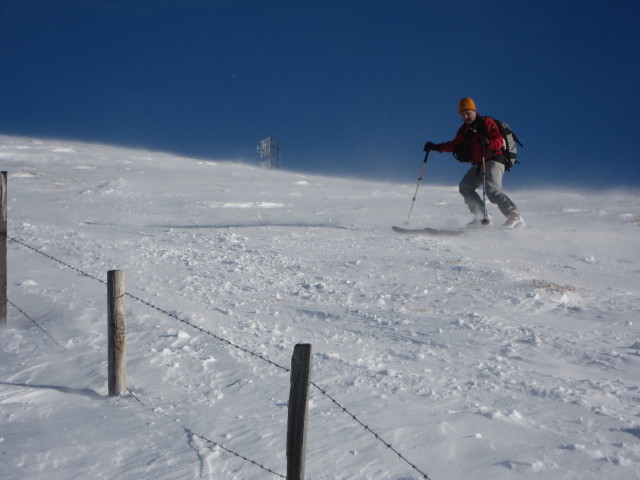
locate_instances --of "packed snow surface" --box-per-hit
[1,135,639,479]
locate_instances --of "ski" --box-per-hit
[392,226,465,236]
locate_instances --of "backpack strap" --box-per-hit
[511,131,524,148]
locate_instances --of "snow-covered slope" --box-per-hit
[1,135,639,479]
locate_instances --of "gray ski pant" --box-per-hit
[459,160,517,218]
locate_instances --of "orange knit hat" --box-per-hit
[458,97,476,113]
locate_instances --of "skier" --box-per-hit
[424,97,524,228]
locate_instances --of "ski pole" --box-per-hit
[404,151,429,224]
[480,146,490,225]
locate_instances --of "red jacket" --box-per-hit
[438,116,504,166]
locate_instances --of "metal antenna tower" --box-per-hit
[257,137,281,169]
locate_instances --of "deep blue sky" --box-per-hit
[1,0,639,189]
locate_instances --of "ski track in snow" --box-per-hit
[1,135,639,479]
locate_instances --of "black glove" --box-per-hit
[479,136,489,146]
[424,141,439,152]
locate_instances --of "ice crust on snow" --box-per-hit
[0,135,639,479]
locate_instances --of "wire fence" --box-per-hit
[7,298,67,350]
[6,234,432,480]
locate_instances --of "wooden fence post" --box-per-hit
[107,269,126,396]
[287,343,312,480]
[1,171,7,326]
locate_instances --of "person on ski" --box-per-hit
[424,97,524,228]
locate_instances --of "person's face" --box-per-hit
[460,109,477,125]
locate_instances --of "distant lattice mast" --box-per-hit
[257,137,281,169]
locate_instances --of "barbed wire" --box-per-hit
[8,234,289,373]
[311,380,431,479]
[9,235,108,285]
[121,388,285,477]
[8,234,432,479]
[7,299,67,349]
[122,288,291,375]
[184,427,286,479]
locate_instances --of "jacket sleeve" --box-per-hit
[437,125,466,153]
[483,117,504,152]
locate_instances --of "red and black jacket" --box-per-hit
[438,116,505,166]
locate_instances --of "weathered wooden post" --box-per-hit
[107,269,126,396]
[0,171,7,326]
[287,343,312,480]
